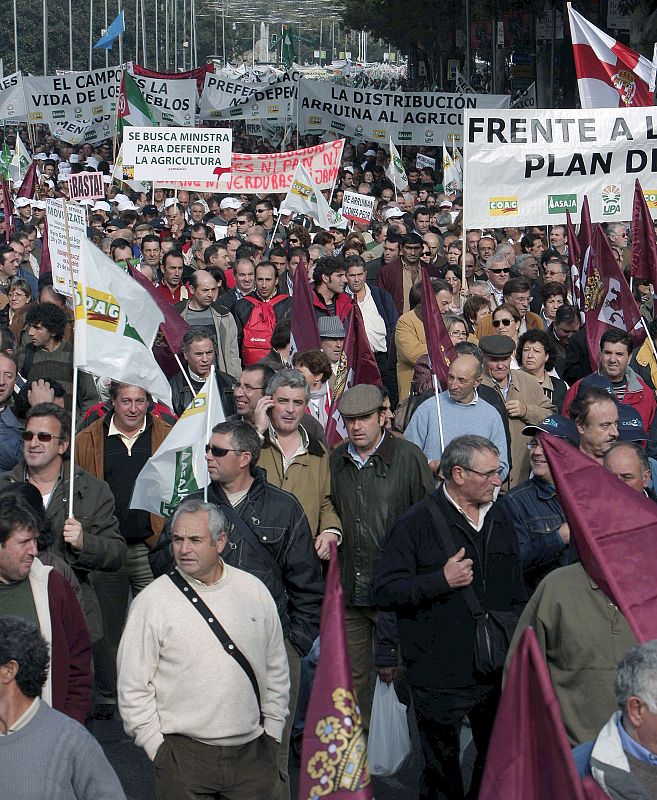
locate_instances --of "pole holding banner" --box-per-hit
[204,364,214,502]
[62,198,78,518]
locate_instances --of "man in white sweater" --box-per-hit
[117,499,290,800]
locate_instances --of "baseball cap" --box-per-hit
[383,207,404,221]
[92,201,111,212]
[576,373,616,399]
[220,197,242,210]
[15,197,32,209]
[522,415,580,447]
[142,204,159,216]
[617,405,647,441]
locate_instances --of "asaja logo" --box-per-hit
[602,184,621,215]
[489,197,519,216]
[548,194,577,214]
[398,131,412,141]
[331,121,345,131]
[643,191,657,209]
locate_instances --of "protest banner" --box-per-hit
[131,62,214,94]
[199,69,299,122]
[0,72,27,120]
[24,67,121,125]
[298,79,510,145]
[46,198,87,297]
[68,171,105,202]
[130,74,196,126]
[341,191,375,225]
[416,153,436,170]
[123,127,232,182]
[150,139,343,194]
[50,115,115,145]
[463,107,657,227]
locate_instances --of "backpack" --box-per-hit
[241,296,288,366]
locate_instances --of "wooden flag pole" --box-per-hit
[174,353,196,394]
[460,130,467,291]
[204,364,214,502]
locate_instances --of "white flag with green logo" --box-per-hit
[442,140,462,194]
[284,162,333,230]
[10,136,31,182]
[74,236,172,406]
[130,376,225,516]
[385,137,408,190]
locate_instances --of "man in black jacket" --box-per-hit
[149,418,323,800]
[374,434,525,800]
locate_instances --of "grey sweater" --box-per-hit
[0,700,126,799]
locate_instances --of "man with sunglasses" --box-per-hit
[374,434,525,800]
[0,403,125,645]
[483,253,511,308]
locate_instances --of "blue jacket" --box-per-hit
[369,285,399,353]
[0,406,23,472]
[18,267,38,297]
[498,476,570,592]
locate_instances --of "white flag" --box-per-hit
[283,162,333,230]
[385,137,408,190]
[74,236,172,406]
[442,141,462,194]
[130,375,225,516]
[10,136,31,182]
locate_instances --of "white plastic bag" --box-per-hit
[367,677,412,776]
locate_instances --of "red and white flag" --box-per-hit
[568,5,656,108]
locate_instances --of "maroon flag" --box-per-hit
[1,179,14,243]
[566,210,584,313]
[631,179,657,285]
[290,259,321,355]
[17,161,38,200]
[578,195,593,254]
[131,62,214,95]
[420,267,458,391]
[298,541,372,800]
[583,224,644,372]
[39,217,52,277]
[128,264,189,354]
[541,434,657,642]
[325,302,382,447]
[479,628,588,800]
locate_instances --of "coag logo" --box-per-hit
[372,129,386,139]
[308,115,322,125]
[643,191,657,209]
[489,197,519,216]
[76,287,121,333]
[602,185,621,215]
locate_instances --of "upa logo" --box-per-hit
[643,191,657,209]
[489,197,519,216]
[548,194,577,214]
[602,184,621,215]
[611,69,636,107]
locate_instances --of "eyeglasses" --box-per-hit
[488,267,510,274]
[462,466,504,480]
[22,431,63,443]
[492,318,513,328]
[235,381,264,393]
[527,440,541,450]
[205,445,242,457]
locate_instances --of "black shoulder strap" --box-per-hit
[217,501,281,579]
[168,568,263,724]
[425,493,485,620]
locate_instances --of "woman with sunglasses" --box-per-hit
[286,225,311,250]
[491,303,522,368]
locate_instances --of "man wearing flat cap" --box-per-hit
[479,335,555,488]
[329,384,434,726]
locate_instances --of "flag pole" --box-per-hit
[432,373,445,454]
[62,197,78,518]
[460,125,467,291]
[174,353,196,394]
[640,316,657,370]
[204,364,214,502]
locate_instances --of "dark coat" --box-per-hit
[169,367,237,418]
[329,431,435,607]
[373,487,526,688]
[563,326,592,386]
[149,467,324,657]
[376,259,443,315]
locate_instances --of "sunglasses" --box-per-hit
[205,445,242,457]
[488,267,510,274]
[288,238,300,244]
[22,431,64,442]
[492,318,513,327]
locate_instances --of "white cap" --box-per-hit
[343,165,354,174]
[219,197,242,210]
[15,197,32,209]
[33,200,47,210]
[92,201,111,212]
[49,153,60,162]
[164,197,179,208]
[364,149,376,157]
[35,153,48,161]
[117,201,138,212]
[69,154,80,163]
[279,206,294,216]
[79,199,95,206]
[439,199,453,209]
[383,206,404,221]
[102,175,113,184]
[112,193,129,204]
[86,156,100,168]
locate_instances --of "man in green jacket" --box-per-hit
[0,403,125,642]
[329,384,434,725]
